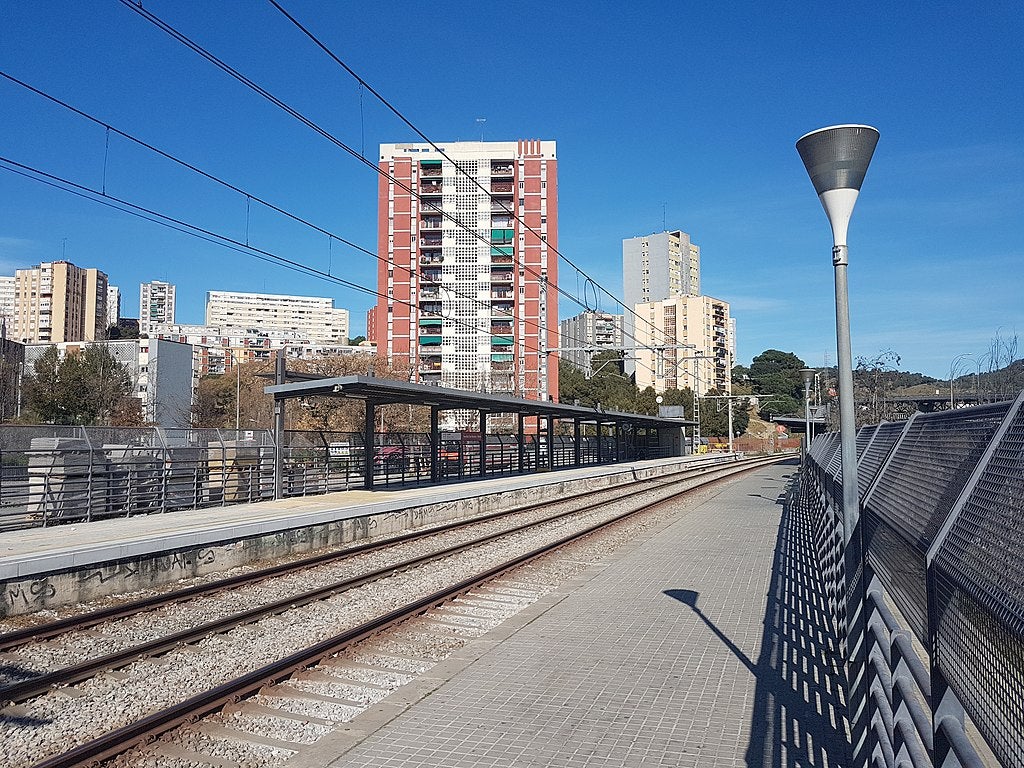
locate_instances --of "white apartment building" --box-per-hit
[0,276,15,333]
[139,280,176,334]
[106,286,121,329]
[205,291,349,345]
[622,230,700,375]
[369,140,558,406]
[632,295,733,395]
[558,311,624,373]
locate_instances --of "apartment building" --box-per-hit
[558,311,624,373]
[622,230,700,375]
[23,338,195,427]
[139,280,176,334]
[205,291,349,345]
[106,285,121,329]
[12,261,108,344]
[370,140,558,404]
[632,295,733,395]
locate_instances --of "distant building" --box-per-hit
[558,311,624,373]
[139,280,176,334]
[205,290,349,345]
[106,285,121,329]
[632,295,733,395]
[23,338,195,427]
[149,322,371,376]
[13,261,108,344]
[370,139,558,404]
[622,230,700,375]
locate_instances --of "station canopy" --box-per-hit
[265,374,695,429]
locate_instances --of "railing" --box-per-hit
[798,395,1024,768]
[1,427,663,529]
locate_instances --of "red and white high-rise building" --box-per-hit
[370,140,558,406]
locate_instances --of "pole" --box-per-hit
[727,399,733,454]
[235,350,240,431]
[833,244,860,545]
[803,377,812,462]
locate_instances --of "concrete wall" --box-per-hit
[0,459,692,619]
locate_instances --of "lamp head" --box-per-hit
[796,125,879,246]
[799,367,816,388]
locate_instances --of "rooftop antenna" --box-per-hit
[662,203,667,231]
[476,118,486,141]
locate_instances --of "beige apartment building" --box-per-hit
[632,294,733,395]
[12,261,108,344]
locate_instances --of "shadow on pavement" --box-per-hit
[665,472,850,767]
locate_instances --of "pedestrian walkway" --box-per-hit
[290,460,850,767]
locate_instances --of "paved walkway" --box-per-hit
[291,460,850,768]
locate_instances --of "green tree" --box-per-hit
[21,344,133,425]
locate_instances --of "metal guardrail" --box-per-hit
[799,394,1024,768]
[0,425,668,530]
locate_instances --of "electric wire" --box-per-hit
[114,0,672,362]
[265,0,675,345]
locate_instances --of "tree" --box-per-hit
[348,335,367,346]
[21,344,133,425]
[749,349,806,402]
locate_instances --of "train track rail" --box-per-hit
[1,454,785,767]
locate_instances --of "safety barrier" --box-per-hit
[799,394,1024,767]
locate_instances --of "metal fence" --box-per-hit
[0,425,655,530]
[799,394,1024,767]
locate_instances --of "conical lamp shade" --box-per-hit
[797,125,879,246]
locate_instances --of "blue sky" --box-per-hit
[1,1,1021,379]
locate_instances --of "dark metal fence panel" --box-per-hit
[930,396,1024,768]
[857,420,908,498]
[862,403,1011,641]
[800,398,1021,768]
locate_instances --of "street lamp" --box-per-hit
[800,367,816,460]
[797,124,879,546]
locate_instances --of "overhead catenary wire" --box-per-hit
[0,74,669,383]
[0,71,567,360]
[114,0,673,363]
[0,154,559,356]
[265,0,675,345]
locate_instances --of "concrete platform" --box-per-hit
[285,460,850,768]
[0,457,703,616]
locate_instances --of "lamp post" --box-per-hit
[798,124,878,766]
[797,124,878,544]
[800,367,815,460]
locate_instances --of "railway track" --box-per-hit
[0,454,784,767]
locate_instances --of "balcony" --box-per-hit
[490,182,514,194]
[421,269,442,283]
[491,228,514,245]
[490,270,513,283]
[490,360,514,372]
[419,305,442,317]
[490,324,512,335]
[491,215,513,228]
[419,290,441,300]
[491,303,514,316]
[419,253,444,265]
[490,247,513,260]
[420,217,442,229]
[491,198,514,212]
[419,362,443,373]
[491,162,514,176]
[420,183,442,195]
[491,289,513,300]
[420,166,442,177]
[419,334,442,347]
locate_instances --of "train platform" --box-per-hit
[0,456,695,584]
[285,459,849,768]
